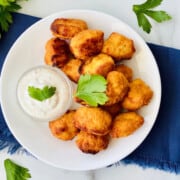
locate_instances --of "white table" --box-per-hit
[1,0,180,179]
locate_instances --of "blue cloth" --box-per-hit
[0,13,180,173]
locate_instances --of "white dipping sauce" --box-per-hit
[17,66,73,121]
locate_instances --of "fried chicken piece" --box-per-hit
[49,110,79,141]
[61,58,83,82]
[110,112,144,138]
[51,18,88,39]
[70,29,104,60]
[114,64,133,82]
[73,107,112,136]
[105,71,129,106]
[102,32,135,61]
[45,37,70,68]
[122,79,153,110]
[81,53,114,77]
[76,131,109,154]
[102,102,122,118]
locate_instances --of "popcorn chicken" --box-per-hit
[46,17,154,155]
[114,64,133,82]
[73,107,112,136]
[105,71,129,106]
[51,18,88,39]
[102,102,122,118]
[49,110,79,141]
[44,37,70,68]
[81,53,114,77]
[70,29,104,60]
[61,58,83,82]
[110,112,144,138]
[76,131,109,154]
[102,32,135,61]
[122,79,153,110]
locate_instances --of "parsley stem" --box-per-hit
[133,5,141,13]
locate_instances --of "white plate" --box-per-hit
[0,9,161,171]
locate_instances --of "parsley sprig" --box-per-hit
[133,0,172,33]
[75,74,108,107]
[28,85,56,101]
[0,0,28,38]
[4,159,31,180]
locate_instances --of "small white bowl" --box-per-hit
[17,65,73,121]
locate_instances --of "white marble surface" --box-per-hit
[1,0,180,179]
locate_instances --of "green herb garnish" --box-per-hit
[0,0,28,38]
[28,85,56,101]
[4,158,31,180]
[75,74,108,107]
[133,0,172,33]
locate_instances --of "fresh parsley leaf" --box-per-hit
[133,0,163,11]
[75,74,108,107]
[133,0,172,33]
[0,0,11,6]
[28,85,56,101]
[4,158,31,180]
[144,10,172,23]
[136,13,152,34]
[0,0,28,38]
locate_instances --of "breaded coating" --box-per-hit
[105,71,129,106]
[61,58,83,82]
[45,37,70,68]
[102,32,135,61]
[81,53,114,77]
[76,131,109,154]
[74,96,88,106]
[114,64,133,82]
[102,102,122,118]
[51,18,88,39]
[122,79,153,110]
[73,107,112,136]
[70,29,104,60]
[110,112,144,138]
[49,110,79,141]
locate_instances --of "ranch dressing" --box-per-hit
[17,66,73,121]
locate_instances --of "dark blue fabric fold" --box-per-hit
[0,13,180,173]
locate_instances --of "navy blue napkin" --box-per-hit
[0,13,180,173]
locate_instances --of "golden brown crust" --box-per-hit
[81,53,115,77]
[44,37,70,68]
[70,29,104,60]
[105,71,129,106]
[73,107,112,136]
[122,79,153,110]
[114,64,133,82]
[102,32,135,61]
[49,110,79,141]
[51,18,88,39]
[61,58,83,82]
[102,102,122,118]
[110,112,144,138]
[76,131,109,154]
